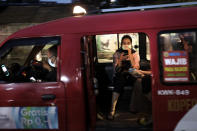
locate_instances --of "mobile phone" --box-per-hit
[122,50,128,56]
[1,65,9,76]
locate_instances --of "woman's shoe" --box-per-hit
[107,113,115,120]
[138,116,152,127]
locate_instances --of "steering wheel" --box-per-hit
[9,61,37,82]
[30,59,43,67]
[7,60,48,82]
[30,59,48,81]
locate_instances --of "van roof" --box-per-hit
[6,6,197,39]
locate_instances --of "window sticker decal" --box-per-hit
[163,51,189,82]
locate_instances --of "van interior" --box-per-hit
[81,33,153,130]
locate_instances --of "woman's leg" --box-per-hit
[109,92,120,119]
[130,78,142,112]
[108,73,125,119]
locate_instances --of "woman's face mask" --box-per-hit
[122,45,132,50]
[48,57,56,67]
[122,38,132,50]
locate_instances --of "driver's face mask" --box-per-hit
[48,56,56,67]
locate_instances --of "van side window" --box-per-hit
[159,31,197,83]
[96,33,143,63]
[0,37,60,83]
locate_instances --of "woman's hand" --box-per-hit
[135,69,145,77]
[125,45,132,54]
[126,48,135,68]
[133,65,140,70]
[120,52,128,61]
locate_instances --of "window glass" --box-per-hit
[159,31,197,83]
[0,37,60,83]
[96,33,139,63]
[0,45,34,66]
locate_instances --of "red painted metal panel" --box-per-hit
[0,82,66,131]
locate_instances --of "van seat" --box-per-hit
[104,64,114,83]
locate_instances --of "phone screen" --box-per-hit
[122,50,128,56]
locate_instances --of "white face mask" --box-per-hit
[122,45,132,50]
[48,58,56,67]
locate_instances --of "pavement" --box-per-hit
[96,86,153,131]
[95,111,153,131]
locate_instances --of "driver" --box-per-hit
[43,45,57,81]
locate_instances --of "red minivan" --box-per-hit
[0,4,197,131]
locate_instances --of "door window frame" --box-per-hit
[0,36,61,83]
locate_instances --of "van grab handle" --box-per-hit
[42,94,56,101]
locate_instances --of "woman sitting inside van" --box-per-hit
[108,35,140,120]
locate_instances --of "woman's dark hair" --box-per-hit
[121,35,132,47]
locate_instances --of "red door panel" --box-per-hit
[0,82,66,131]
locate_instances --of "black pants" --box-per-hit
[141,75,151,94]
[113,72,137,94]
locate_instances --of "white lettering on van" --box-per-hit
[157,90,190,96]
[158,90,174,95]
[21,117,33,127]
[164,58,187,65]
